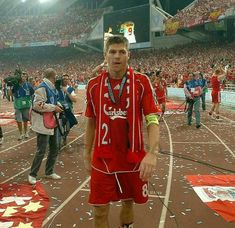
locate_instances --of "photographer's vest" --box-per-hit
[37,81,58,105]
[57,86,74,110]
[14,82,33,110]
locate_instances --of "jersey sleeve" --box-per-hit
[85,81,96,118]
[141,76,159,116]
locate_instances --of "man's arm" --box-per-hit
[66,90,77,103]
[139,115,159,181]
[84,117,96,174]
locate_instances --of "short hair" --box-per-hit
[44,68,56,79]
[104,35,129,54]
[215,68,222,75]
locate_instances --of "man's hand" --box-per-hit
[54,105,63,113]
[84,153,92,174]
[139,153,157,181]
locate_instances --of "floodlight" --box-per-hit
[21,0,26,2]
[39,0,52,3]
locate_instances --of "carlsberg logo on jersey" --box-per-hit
[104,104,127,120]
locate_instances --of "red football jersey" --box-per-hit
[85,71,158,171]
[211,75,221,93]
[154,81,166,100]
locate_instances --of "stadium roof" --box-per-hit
[0,0,78,16]
[0,0,195,16]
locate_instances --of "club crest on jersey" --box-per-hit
[103,104,127,120]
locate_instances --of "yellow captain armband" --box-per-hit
[146,114,159,126]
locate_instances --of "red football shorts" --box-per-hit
[157,97,166,105]
[211,91,221,103]
[89,169,148,205]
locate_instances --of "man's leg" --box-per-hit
[94,205,110,228]
[29,133,49,177]
[159,103,166,121]
[120,200,134,227]
[201,93,206,111]
[17,122,23,135]
[194,97,201,127]
[45,128,59,175]
[0,127,3,138]
[214,103,220,119]
[209,103,215,116]
[23,121,28,137]
[187,100,193,125]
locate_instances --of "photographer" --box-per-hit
[10,71,34,140]
[184,72,202,128]
[56,74,78,147]
[4,70,21,102]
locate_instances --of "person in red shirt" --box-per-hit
[84,35,159,228]
[209,68,227,120]
[154,70,167,121]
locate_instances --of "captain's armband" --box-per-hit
[145,114,159,126]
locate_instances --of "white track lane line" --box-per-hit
[158,119,174,228]
[3,129,18,135]
[0,133,85,184]
[201,122,235,158]
[42,176,91,227]
[0,137,36,154]
[173,141,221,144]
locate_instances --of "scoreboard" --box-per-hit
[103,4,150,48]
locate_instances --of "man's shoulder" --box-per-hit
[133,71,150,83]
[87,75,101,87]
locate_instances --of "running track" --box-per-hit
[0,91,235,228]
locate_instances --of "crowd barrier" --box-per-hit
[167,88,235,107]
[77,85,235,108]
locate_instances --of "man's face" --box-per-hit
[105,43,130,74]
[21,73,27,82]
[62,76,69,86]
[51,73,56,84]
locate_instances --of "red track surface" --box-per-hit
[0,91,235,228]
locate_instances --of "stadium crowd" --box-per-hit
[1,41,234,91]
[166,0,235,29]
[0,5,104,43]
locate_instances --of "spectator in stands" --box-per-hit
[84,35,159,228]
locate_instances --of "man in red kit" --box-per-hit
[154,70,167,121]
[84,35,159,228]
[209,67,227,120]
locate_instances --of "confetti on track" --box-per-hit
[1,95,235,228]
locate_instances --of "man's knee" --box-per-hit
[120,200,134,225]
[122,200,133,210]
[94,205,109,219]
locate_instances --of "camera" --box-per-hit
[55,77,62,90]
[4,69,22,87]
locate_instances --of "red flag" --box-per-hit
[0,183,50,227]
[186,175,235,222]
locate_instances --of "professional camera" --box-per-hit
[55,77,63,90]
[4,68,22,87]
